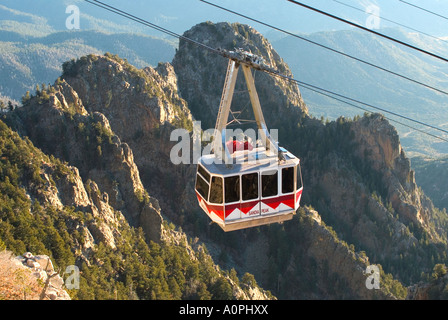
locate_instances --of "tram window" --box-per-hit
[195,174,209,200]
[225,176,240,203]
[242,173,258,201]
[296,164,303,190]
[282,167,294,194]
[209,176,223,204]
[262,170,278,198]
[197,165,210,183]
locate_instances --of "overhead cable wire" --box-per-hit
[82,0,448,143]
[266,69,448,137]
[295,81,448,143]
[198,0,448,139]
[398,0,448,21]
[199,0,448,96]
[286,0,448,63]
[84,0,221,56]
[300,86,448,142]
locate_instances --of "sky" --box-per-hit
[73,0,448,40]
[4,0,448,44]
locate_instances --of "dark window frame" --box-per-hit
[197,165,210,183]
[282,167,295,194]
[242,172,259,201]
[195,173,210,200]
[209,176,224,204]
[296,164,303,191]
[224,175,240,203]
[261,170,278,198]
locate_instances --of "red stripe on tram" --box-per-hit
[262,194,295,209]
[240,200,259,214]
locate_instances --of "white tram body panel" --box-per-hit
[195,146,303,232]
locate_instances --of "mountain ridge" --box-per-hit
[271,28,448,158]
[0,29,175,103]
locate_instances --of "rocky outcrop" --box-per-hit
[3,114,138,256]
[350,114,446,243]
[59,54,196,228]
[173,21,308,130]
[61,55,193,167]
[62,54,192,130]
[302,208,393,299]
[6,79,163,243]
[295,113,448,286]
[14,252,71,300]
[407,272,448,300]
[0,251,40,300]
[0,250,70,300]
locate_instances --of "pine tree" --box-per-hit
[21,91,31,105]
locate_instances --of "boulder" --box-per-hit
[14,252,71,300]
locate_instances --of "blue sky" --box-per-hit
[5,0,448,41]
[77,0,448,38]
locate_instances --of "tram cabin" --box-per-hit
[195,146,303,232]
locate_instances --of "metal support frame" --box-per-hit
[213,59,280,164]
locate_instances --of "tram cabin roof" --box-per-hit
[199,146,300,176]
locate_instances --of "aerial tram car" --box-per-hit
[195,48,303,232]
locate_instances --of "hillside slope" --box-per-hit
[412,156,448,211]
[0,30,175,102]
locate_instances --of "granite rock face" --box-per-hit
[7,76,163,243]
[173,21,308,130]
[14,252,71,300]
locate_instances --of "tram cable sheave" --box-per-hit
[195,49,303,232]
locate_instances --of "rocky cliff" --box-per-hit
[285,113,448,288]
[7,78,163,243]
[351,114,437,239]
[60,53,197,227]
[407,278,448,299]
[172,22,308,130]
[0,117,125,260]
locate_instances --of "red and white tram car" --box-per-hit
[195,48,303,231]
